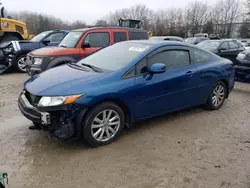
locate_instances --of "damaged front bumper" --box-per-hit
[0,51,12,74]
[18,91,87,140]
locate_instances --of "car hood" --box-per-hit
[30,46,78,56]
[2,40,39,52]
[25,64,106,96]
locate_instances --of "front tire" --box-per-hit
[14,55,27,73]
[205,81,227,110]
[83,102,125,146]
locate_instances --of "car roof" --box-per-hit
[150,36,182,39]
[126,40,187,47]
[203,39,235,43]
[47,30,70,33]
[73,27,148,32]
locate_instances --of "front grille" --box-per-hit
[25,91,41,107]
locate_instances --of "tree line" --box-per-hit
[9,0,250,38]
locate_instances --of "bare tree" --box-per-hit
[95,20,108,27]
[107,4,152,30]
[212,0,241,37]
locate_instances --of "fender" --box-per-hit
[46,56,77,70]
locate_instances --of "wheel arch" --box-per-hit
[86,98,133,128]
[218,78,229,98]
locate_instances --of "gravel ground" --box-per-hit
[0,73,250,188]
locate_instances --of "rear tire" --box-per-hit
[83,102,125,147]
[205,81,227,110]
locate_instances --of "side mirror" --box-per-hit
[149,63,166,74]
[42,39,50,45]
[82,41,90,48]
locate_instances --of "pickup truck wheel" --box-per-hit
[83,102,125,147]
[14,55,27,73]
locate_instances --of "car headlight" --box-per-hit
[34,57,43,65]
[38,94,83,107]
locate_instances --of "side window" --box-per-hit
[84,32,109,47]
[44,33,66,42]
[114,32,127,43]
[15,25,24,35]
[229,41,237,49]
[192,48,212,63]
[123,67,135,79]
[136,59,148,75]
[233,42,239,49]
[129,31,148,40]
[221,42,229,49]
[148,50,190,69]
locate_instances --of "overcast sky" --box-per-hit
[4,0,224,24]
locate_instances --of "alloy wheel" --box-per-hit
[212,84,225,107]
[91,109,121,142]
[17,57,27,72]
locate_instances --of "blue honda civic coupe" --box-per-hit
[18,40,235,146]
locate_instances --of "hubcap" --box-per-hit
[91,109,120,142]
[18,57,27,71]
[212,84,225,107]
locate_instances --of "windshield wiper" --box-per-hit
[59,45,67,48]
[81,63,103,72]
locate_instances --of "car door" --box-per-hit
[39,32,67,47]
[79,30,111,58]
[217,41,230,59]
[190,47,219,104]
[134,46,200,119]
[228,41,240,64]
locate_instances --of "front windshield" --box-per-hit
[31,31,51,42]
[197,41,221,50]
[59,31,83,48]
[76,42,152,71]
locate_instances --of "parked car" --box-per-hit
[194,33,208,38]
[25,27,149,76]
[149,36,183,42]
[18,40,235,146]
[235,50,250,80]
[184,37,209,45]
[208,34,220,40]
[0,30,69,73]
[242,42,250,50]
[196,39,244,64]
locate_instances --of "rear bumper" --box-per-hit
[18,91,87,139]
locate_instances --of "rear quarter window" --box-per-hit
[192,48,213,64]
[129,31,148,40]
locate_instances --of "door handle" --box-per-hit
[185,71,194,77]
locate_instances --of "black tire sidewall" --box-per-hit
[83,102,125,146]
[206,81,227,110]
[14,55,27,73]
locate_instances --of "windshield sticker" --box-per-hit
[128,46,149,52]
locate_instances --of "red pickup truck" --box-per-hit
[26,27,149,75]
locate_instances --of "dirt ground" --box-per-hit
[0,73,250,188]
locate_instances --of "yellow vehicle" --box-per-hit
[0,3,33,45]
[118,18,152,38]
